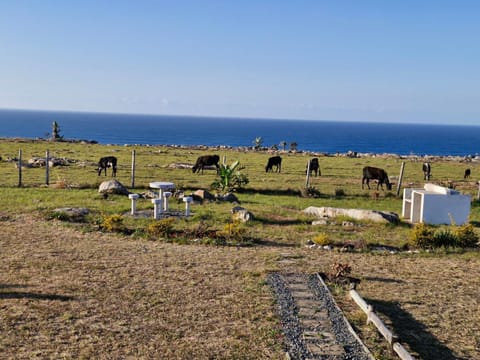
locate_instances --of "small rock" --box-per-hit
[312,219,329,226]
[194,189,215,201]
[231,206,254,222]
[141,190,157,199]
[219,192,239,203]
[52,207,89,222]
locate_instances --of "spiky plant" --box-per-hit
[211,160,249,192]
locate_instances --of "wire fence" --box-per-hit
[0,147,225,190]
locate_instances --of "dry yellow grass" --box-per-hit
[0,215,282,359]
[1,216,479,359]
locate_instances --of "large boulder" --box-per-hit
[304,206,399,224]
[98,179,130,195]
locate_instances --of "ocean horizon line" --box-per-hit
[1,107,478,128]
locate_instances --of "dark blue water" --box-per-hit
[0,109,479,156]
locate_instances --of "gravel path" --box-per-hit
[267,272,373,360]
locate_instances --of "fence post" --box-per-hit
[305,160,311,188]
[131,149,136,189]
[18,149,22,187]
[396,162,405,196]
[45,150,50,186]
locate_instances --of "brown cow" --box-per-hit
[192,155,220,174]
[362,166,392,190]
[265,156,282,173]
[306,158,320,176]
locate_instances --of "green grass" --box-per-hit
[1,139,480,249]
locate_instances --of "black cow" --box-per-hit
[362,166,392,190]
[98,156,117,177]
[192,155,220,174]
[464,168,471,179]
[265,156,282,173]
[422,162,431,180]
[306,158,320,176]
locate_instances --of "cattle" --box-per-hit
[422,162,431,180]
[464,168,471,179]
[192,155,220,174]
[306,158,320,176]
[362,166,392,190]
[98,156,117,177]
[265,156,282,173]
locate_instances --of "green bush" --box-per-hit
[217,221,248,245]
[453,224,479,248]
[334,188,346,198]
[433,229,456,248]
[102,214,126,233]
[409,223,435,249]
[147,218,176,239]
[410,223,479,249]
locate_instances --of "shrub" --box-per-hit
[211,161,249,192]
[312,233,331,246]
[102,214,126,233]
[453,223,479,248]
[217,221,247,245]
[334,188,345,197]
[433,228,456,248]
[410,223,479,249]
[409,223,435,249]
[301,186,321,198]
[147,218,176,239]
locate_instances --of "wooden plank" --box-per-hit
[349,289,369,313]
[349,284,416,359]
[368,312,394,345]
[393,342,416,360]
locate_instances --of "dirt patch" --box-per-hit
[0,216,282,359]
[0,216,479,359]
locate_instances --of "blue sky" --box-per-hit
[1,1,479,124]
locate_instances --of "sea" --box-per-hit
[0,108,479,157]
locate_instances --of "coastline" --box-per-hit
[2,110,480,157]
[0,136,477,163]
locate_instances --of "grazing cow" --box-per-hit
[192,155,220,174]
[362,166,392,190]
[464,168,471,179]
[98,156,117,177]
[422,162,432,180]
[265,156,282,173]
[306,158,321,176]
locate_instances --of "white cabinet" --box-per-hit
[402,184,471,225]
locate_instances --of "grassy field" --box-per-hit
[0,139,479,359]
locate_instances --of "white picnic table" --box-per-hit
[149,182,175,218]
